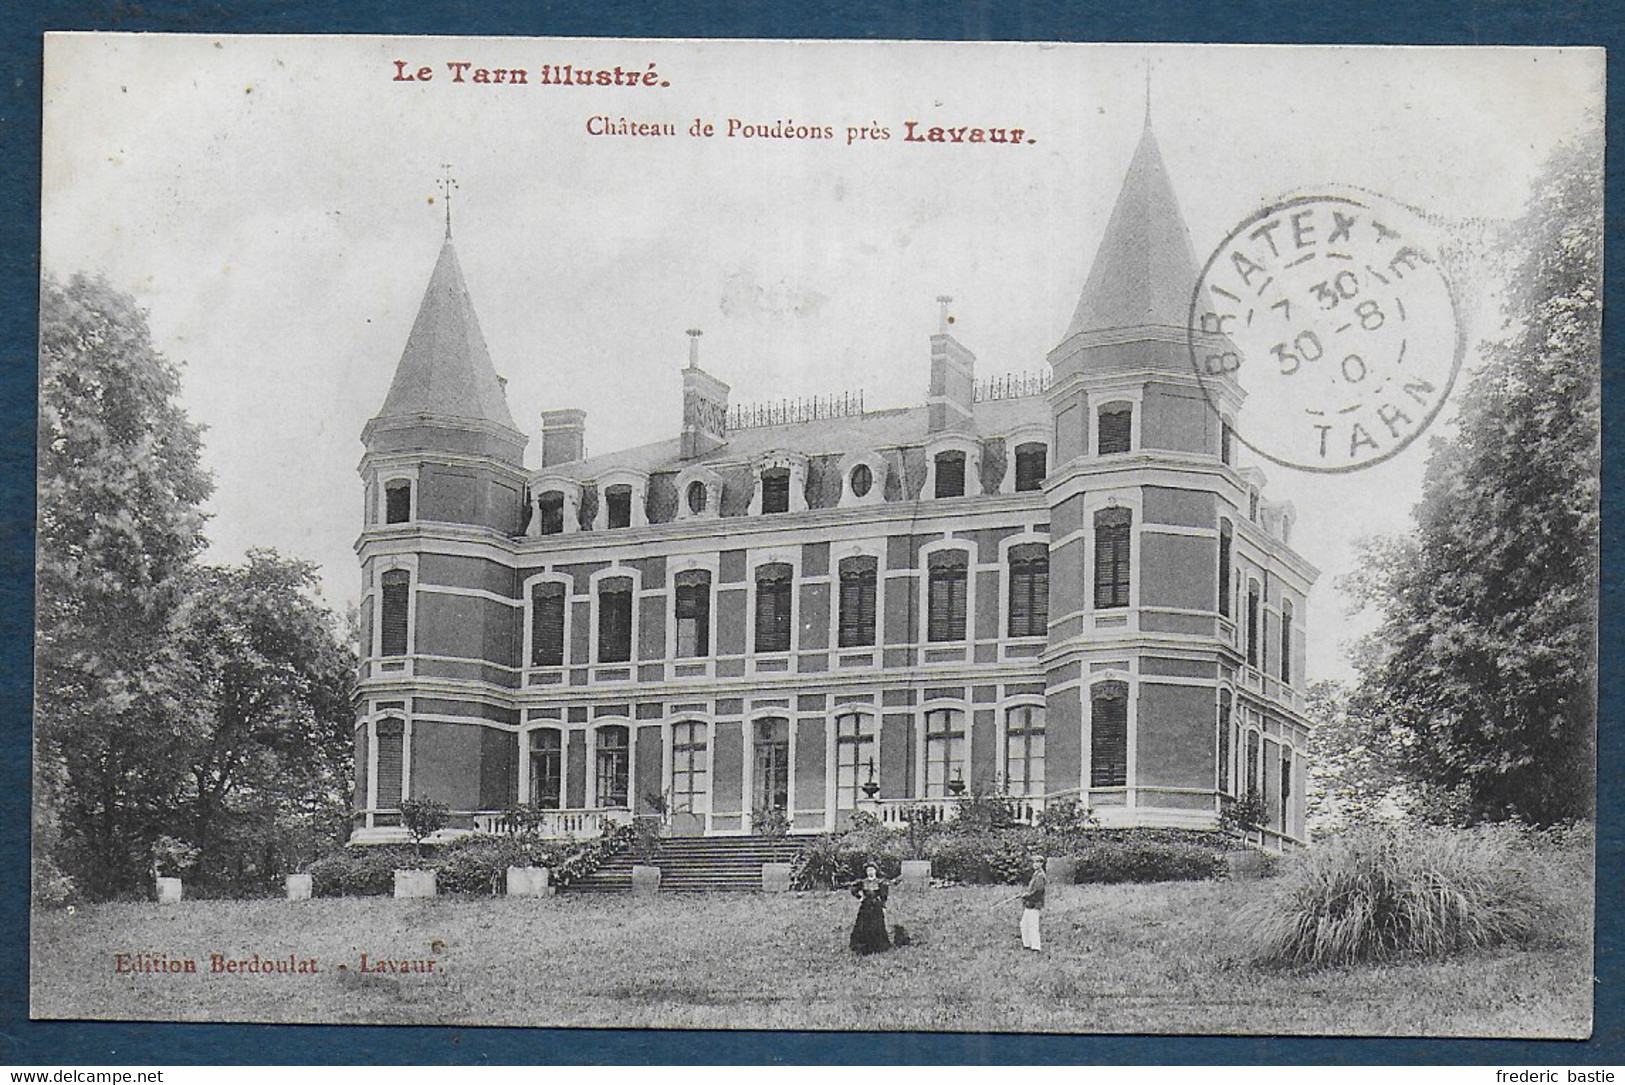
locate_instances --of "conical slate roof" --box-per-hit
[375,237,518,431]
[1062,119,1202,339]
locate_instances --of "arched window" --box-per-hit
[671,721,709,814]
[1218,520,1233,619]
[752,717,790,812]
[1090,682,1128,788]
[384,480,412,524]
[760,468,791,514]
[924,708,966,798]
[1007,543,1049,638]
[1098,404,1132,455]
[1280,749,1293,832]
[1281,598,1294,684]
[837,556,877,648]
[1013,442,1047,492]
[529,728,563,809]
[595,726,630,809]
[529,581,566,667]
[754,563,793,653]
[834,712,878,810]
[933,450,966,498]
[1246,579,1261,668]
[1005,705,1045,797]
[535,491,565,535]
[379,570,410,657]
[1246,728,1261,797]
[374,718,405,808]
[926,550,969,642]
[1217,690,1233,795]
[674,569,711,658]
[597,576,633,663]
[604,484,634,529]
[1094,508,1132,610]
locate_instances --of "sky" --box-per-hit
[41,36,1603,683]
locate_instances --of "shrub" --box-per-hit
[752,805,791,838]
[32,854,77,908]
[1220,790,1267,835]
[1242,824,1543,968]
[399,799,449,858]
[1035,798,1098,834]
[926,829,1036,884]
[791,826,908,889]
[307,845,417,897]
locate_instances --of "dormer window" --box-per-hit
[384,479,412,524]
[605,485,633,529]
[1014,443,1047,492]
[849,463,873,499]
[686,480,707,515]
[535,492,565,536]
[761,469,791,514]
[1098,404,1133,455]
[934,451,966,498]
[839,451,887,508]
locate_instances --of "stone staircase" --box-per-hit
[564,834,807,894]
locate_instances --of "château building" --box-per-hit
[352,118,1317,849]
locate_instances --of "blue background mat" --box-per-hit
[1,0,1619,1065]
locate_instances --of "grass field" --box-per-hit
[29,877,1592,1035]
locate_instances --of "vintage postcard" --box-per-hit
[33,35,1602,1035]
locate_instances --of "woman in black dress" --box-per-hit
[849,863,892,954]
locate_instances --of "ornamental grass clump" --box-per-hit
[1243,825,1542,968]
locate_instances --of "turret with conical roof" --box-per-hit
[360,233,529,535]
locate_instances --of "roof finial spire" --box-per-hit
[438,163,458,239]
[1143,61,1153,129]
[936,295,954,333]
[686,327,702,369]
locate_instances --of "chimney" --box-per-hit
[680,328,730,460]
[928,296,975,433]
[540,409,587,467]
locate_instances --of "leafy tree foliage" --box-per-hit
[1343,130,1600,826]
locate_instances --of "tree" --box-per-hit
[169,551,356,888]
[1343,128,1600,826]
[36,273,213,896]
[1303,677,1406,837]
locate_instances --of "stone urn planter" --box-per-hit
[761,862,792,893]
[898,859,932,892]
[630,864,661,896]
[393,869,437,898]
[285,873,313,901]
[506,866,551,897]
[155,877,183,904]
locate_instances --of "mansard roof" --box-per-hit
[373,237,520,432]
[550,395,1048,481]
[1061,119,1203,340]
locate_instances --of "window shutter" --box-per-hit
[1281,600,1293,683]
[1008,544,1049,637]
[755,563,792,652]
[1098,407,1133,454]
[927,553,968,642]
[1090,684,1128,788]
[380,572,410,657]
[374,720,404,807]
[1014,444,1047,492]
[838,558,877,648]
[1094,510,1132,609]
[934,453,966,498]
[531,582,566,667]
[1218,522,1233,618]
[761,471,790,514]
[1217,692,1233,794]
[384,483,411,524]
[1247,584,1260,667]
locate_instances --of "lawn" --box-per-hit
[29,878,1592,1035]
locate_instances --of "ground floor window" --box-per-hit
[595,725,629,808]
[1004,705,1045,797]
[924,708,966,798]
[529,728,562,809]
[1090,683,1128,788]
[753,717,790,811]
[671,720,709,814]
[374,718,404,807]
[835,711,877,809]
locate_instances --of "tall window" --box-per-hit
[1218,520,1233,618]
[1217,690,1233,794]
[530,581,566,667]
[835,712,878,810]
[760,469,790,514]
[1246,729,1261,796]
[671,721,708,814]
[1094,508,1132,610]
[1005,705,1046,797]
[1280,598,1294,684]
[754,563,793,652]
[529,728,562,809]
[1098,404,1132,454]
[595,726,630,808]
[934,451,966,498]
[384,480,412,524]
[1246,580,1261,668]
[753,717,790,812]
[605,485,633,529]
[674,570,711,658]
[1007,543,1049,637]
[374,718,404,808]
[597,576,633,663]
[837,556,877,648]
[1280,751,1293,831]
[380,570,410,657]
[535,492,564,535]
[1014,443,1047,492]
[1221,421,1234,465]
[1248,488,1260,521]
[1090,682,1128,788]
[926,551,969,642]
[924,708,966,798]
